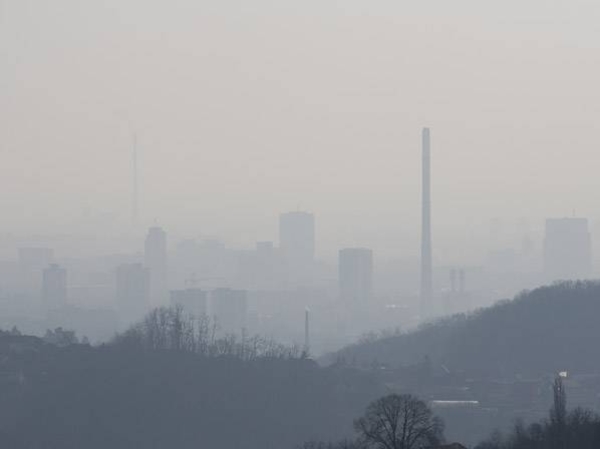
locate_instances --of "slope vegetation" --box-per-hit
[329,281,600,377]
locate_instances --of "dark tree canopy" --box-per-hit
[476,377,600,449]
[0,308,382,449]
[354,394,444,449]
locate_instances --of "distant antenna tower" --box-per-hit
[132,133,139,226]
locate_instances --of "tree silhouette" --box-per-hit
[354,394,443,449]
[475,375,600,449]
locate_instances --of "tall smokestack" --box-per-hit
[132,133,139,227]
[420,127,433,321]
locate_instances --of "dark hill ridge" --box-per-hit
[327,281,600,377]
[0,334,381,449]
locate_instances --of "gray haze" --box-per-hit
[3,0,600,263]
[4,4,600,448]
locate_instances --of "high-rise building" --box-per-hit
[279,211,315,284]
[256,241,274,254]
[237,241,284,290]
[211,288,247,335]
[543,218,592,282]
[42,263,67,310]
[144,226,168,306]
[18,247,54,299]
[339,248,373,303]
[420,127,433,321]
[116,263,150,324]
[170,288,208,318]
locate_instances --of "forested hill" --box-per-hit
[326,281,600,377]
[0,311,381,449]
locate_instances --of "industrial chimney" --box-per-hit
[420,128,433,321]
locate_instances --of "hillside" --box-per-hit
[0,318,381,449]
[2,282,598,448]
[327,281,600,378]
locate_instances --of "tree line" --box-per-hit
[327,281,600,376]
[0,311,380,449]
[113,305,305,360]
[476,375,600,449]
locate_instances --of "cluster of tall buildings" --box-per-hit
[109,139,595,343]
[418,128,594,321]
[0,127,596,352]
[107,211,377,347]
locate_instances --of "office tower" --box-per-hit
[18,247,55,299]
[211,288,247,335]
[543,218,592,282]
[246,241,283,290]
[42,264,67,310]
[144,226,168,306]
[256,241,274,254]
[339,248,373,303]
[420,127,433,321]
[170,288,208,318]
[279,211,315,284]
[116,263,150,324]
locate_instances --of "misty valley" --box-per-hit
[0,282,600,448]
[4,1,600,447]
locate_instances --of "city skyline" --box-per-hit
[0,0,599,367]
[3,1,600,265]
[3,3,600,448]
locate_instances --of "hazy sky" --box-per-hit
[2,0,600,262]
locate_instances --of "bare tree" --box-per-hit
[354,394,443,449]
[44,327,78,347]
[113,305,304,361]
